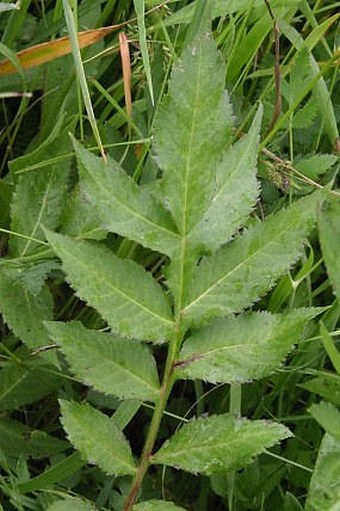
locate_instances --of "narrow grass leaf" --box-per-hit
[46,321,160,402]
[188,105,262,251]
[17,452,85,494]
[176,309,318,384]
[320,322,340,375]
[133,0,154,105]
[319,196,340,299]
[0,25,121,75]
[154,33,233,234]
[183,192,321,327]
[47,496,97,511]
[60,400,137,476]
[305,433,340,511]
[152,414,291,476]
[45,230,174,342]
[279,20,339,148]
[74,138,180,256]
[133,501,188,511]
[62,0,105,159]
[309,401,340,440]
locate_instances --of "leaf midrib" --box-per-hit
[68,341,159,397]
[61,241,174,327]
[87,167,181,247]
[183,214,305,314]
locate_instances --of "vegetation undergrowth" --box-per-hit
[0,1,339,510]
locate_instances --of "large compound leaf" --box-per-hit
[45,230,174,342]
[319,196,340,298]
[0,269,54,353]
[47,496,97,511]
[9,128,72,257]
[75,139,180,256]
[176,309,318,383]
[46,321,160,402]
[187,105,262,252]
[152,414,291,476]
[305,433,340,511]
[154,33,233,235]
[133,501,188,511]
[183,192,321,327]
[60,400,136,476]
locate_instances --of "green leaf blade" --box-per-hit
[133,501,188,511]
[188,105,262,251]
[75,139,180,256]
[45,230,174,342]
[183,192,321,327]
[60,400,137,476]
[47,496,97,511]
[152,414,291,476]
[319,196,340,299]
[305,433,340,511]
[0,269,55,356]
[154,34,233,234]
[176,309,318,383]
[46,321,160,402]
[9,129,72,257]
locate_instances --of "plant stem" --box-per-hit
[122,325,182,510]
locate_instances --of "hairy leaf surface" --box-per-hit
[309,401,340,440]
[75,139,180,255]
[60,400,136,476]
[154,33,233,234]
[9,128,71,257]
[133,501,188,510]
[319,196,340,298]
[152,414,291,475]
[176,309,318,383]
[305,433,340,510]
[187,105,262,251]
[45,230,174,341]
[61,183,107,240]
[183,192,320,326]
[0,269,54,353]
[46,321,160,402]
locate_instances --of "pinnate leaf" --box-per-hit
[152,414,291,475]
[45,230,174,342]
[319,195,340,298]
[46,321,160,402]
[176,309,318,383]
[74,138,180,255]
[183,192,321,326]
[188,105,262,251]
[133,501,188,511]
[59,400,136,476]
[154,33,233,234]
